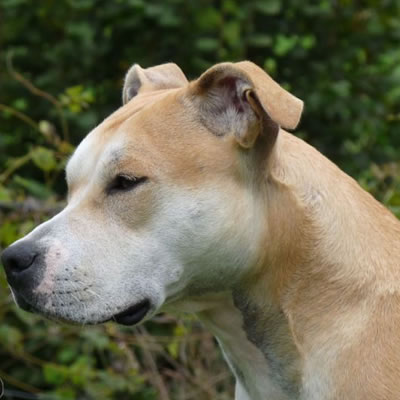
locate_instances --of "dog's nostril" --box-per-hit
[1,241,39,275]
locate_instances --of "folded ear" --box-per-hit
[123,63,188,104]
[190,61,303,149]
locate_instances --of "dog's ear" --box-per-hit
[123,63,188,104]
[190,61,303,149]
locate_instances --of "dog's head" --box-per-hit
[1,61,303,325]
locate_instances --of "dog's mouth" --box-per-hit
[12,288,151,326]
[112,299,151,326]
[14,293,36,313]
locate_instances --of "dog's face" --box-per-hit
[1,62,303,325]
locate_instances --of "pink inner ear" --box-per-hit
[218,76,246,113]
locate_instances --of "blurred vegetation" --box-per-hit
[0,0,399,399]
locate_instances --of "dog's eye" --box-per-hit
[107,174,148,194]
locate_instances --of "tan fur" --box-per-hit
[239,130,400,399]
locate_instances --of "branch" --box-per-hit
[0,153,32,184]
[0,369,40,394]
[0,199,63,216]
[136,326,171,400]
[0,104,39,131]
[6,52,69,141]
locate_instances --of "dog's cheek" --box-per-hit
[147,186,262,293]
[101,181,160,233]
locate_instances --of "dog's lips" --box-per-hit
[12,288,151,326]
[14,293,36,313]
[112,299,151,326]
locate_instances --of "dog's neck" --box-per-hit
[196,132,400,400]
[169,131,400,400]
[164,133,318,400]
[195,186,307,399]
[189,141,311,399]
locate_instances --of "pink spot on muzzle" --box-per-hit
[35,240,69,295]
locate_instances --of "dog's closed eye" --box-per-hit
[107,174,148,195]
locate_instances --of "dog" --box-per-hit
[2,61,400,400]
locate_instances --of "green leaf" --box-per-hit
[39,387,76,400]
[264,58,277,75]
[300,35,316,50]
[81,329,110,350]
[19,220,35,236]
[196,7,221,30]
[196,38,219,52]
[13,98,28,111]
[69,355,94,385]
[254,0,281,15]
[274,35,298,56]
[167,341,178,359]
[31,146,57,172]
[57,346,79,364]
[43,364,68,385]
[331,80,351,98]
[13,175,53,199]
[54,388,77,400]
[0,221,19,246]
[0,325,23,348]
[223,21,241,48]
[0,184,12,201]
[174,323,188,337]
[248,34,272,48]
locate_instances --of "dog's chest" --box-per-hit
[198,299,294,400]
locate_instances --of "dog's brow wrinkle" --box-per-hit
[104,150,125,174]
[109,150,123,164]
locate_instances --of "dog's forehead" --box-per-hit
[66,85,236,191]
[66,89,178,185]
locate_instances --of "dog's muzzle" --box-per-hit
[1,240,152,326]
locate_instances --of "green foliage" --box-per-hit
[0,0,399,399]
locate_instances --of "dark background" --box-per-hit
[0,1,399,399]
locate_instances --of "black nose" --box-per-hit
[1,241,38,277]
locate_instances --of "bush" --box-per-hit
[1,1,399,399]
